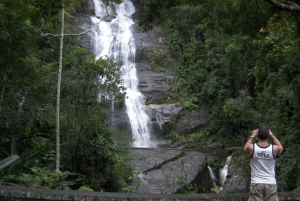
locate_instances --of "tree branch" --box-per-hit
[41,26,93,37]
[41,14,107,37]
[266,0,300,11]
[41,3,115,37]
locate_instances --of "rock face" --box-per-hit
[106,101,132,138]
[132,12,174,105]
[73,1,248,195]
[128,148,206,194]
[146,104,183,136]
[75,0,178,138]
[132,1,210,137]
[131,2,181,140]
[74,0,210,139]
[132,22,173,105]
[127,146,248,194]
[176,109,209,136]
[71,0,95,54]
[136,64,174,104]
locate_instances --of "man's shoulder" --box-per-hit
[245,143,254,155]
[273,144,283,155]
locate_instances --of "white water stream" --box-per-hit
[91,0,155,148]
[208,155,232,191]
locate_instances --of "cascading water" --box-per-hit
[207,166,218,189]
[91,0,156,148]
[207,155,232,191]
[219,155,232,190]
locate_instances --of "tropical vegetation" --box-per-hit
[0,0,131,191]
[1,0,300,193]
[139,0,300,192]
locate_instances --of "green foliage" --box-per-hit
[122,172,148,193]
[177,184,198,194]
[294,186,300,192]
[0,121,55,186]
[164,131,185,142]
[138,0,300,192]
[186,129,211,144]
[0,155,20,171]
[0,0,131,192]
[277,142,300,191]
[78,185,94,191]
[222,93,260,135]
[249,13,300,191]
[17,167,84,189]
[59,46,129,191]
[150,50,169,72]
[182,96,198,111]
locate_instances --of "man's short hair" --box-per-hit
[258,125,269,140]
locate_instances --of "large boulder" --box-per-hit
[128,148,207,194]
[146,104,183,123]
[176,109,209,136]
[146,104,183,136]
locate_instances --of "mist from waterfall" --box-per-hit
[91,0,156,148]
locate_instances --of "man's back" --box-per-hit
[250,143,276,184]
[243,126,283,201]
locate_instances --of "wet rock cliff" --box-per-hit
[71,0,247,194]
[73,0,209,140]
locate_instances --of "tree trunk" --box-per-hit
[56,2,64,172]
[0,71,9,112]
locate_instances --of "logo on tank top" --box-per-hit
[256,151,271,160]
[257,151,270,157]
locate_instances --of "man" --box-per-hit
[243,125,283,201]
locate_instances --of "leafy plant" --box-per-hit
[17,167,84,189]
[186,129,211,144]
[122,172,148,193]
[0,155,20,171]
[78,185,94,192]
[183,96,199,111]
[164,131,185,142]
[150,50,169,72]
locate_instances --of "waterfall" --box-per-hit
[208,155,232,191]
[91,0,156,148]
[219,155,232,190]
[207,166,218,189]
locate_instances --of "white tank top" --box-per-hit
[250,143,276,184]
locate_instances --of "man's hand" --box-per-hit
[252,129,258,138]
[243,129,257,155]
[269,129,274,136]
[268,129,283,157]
